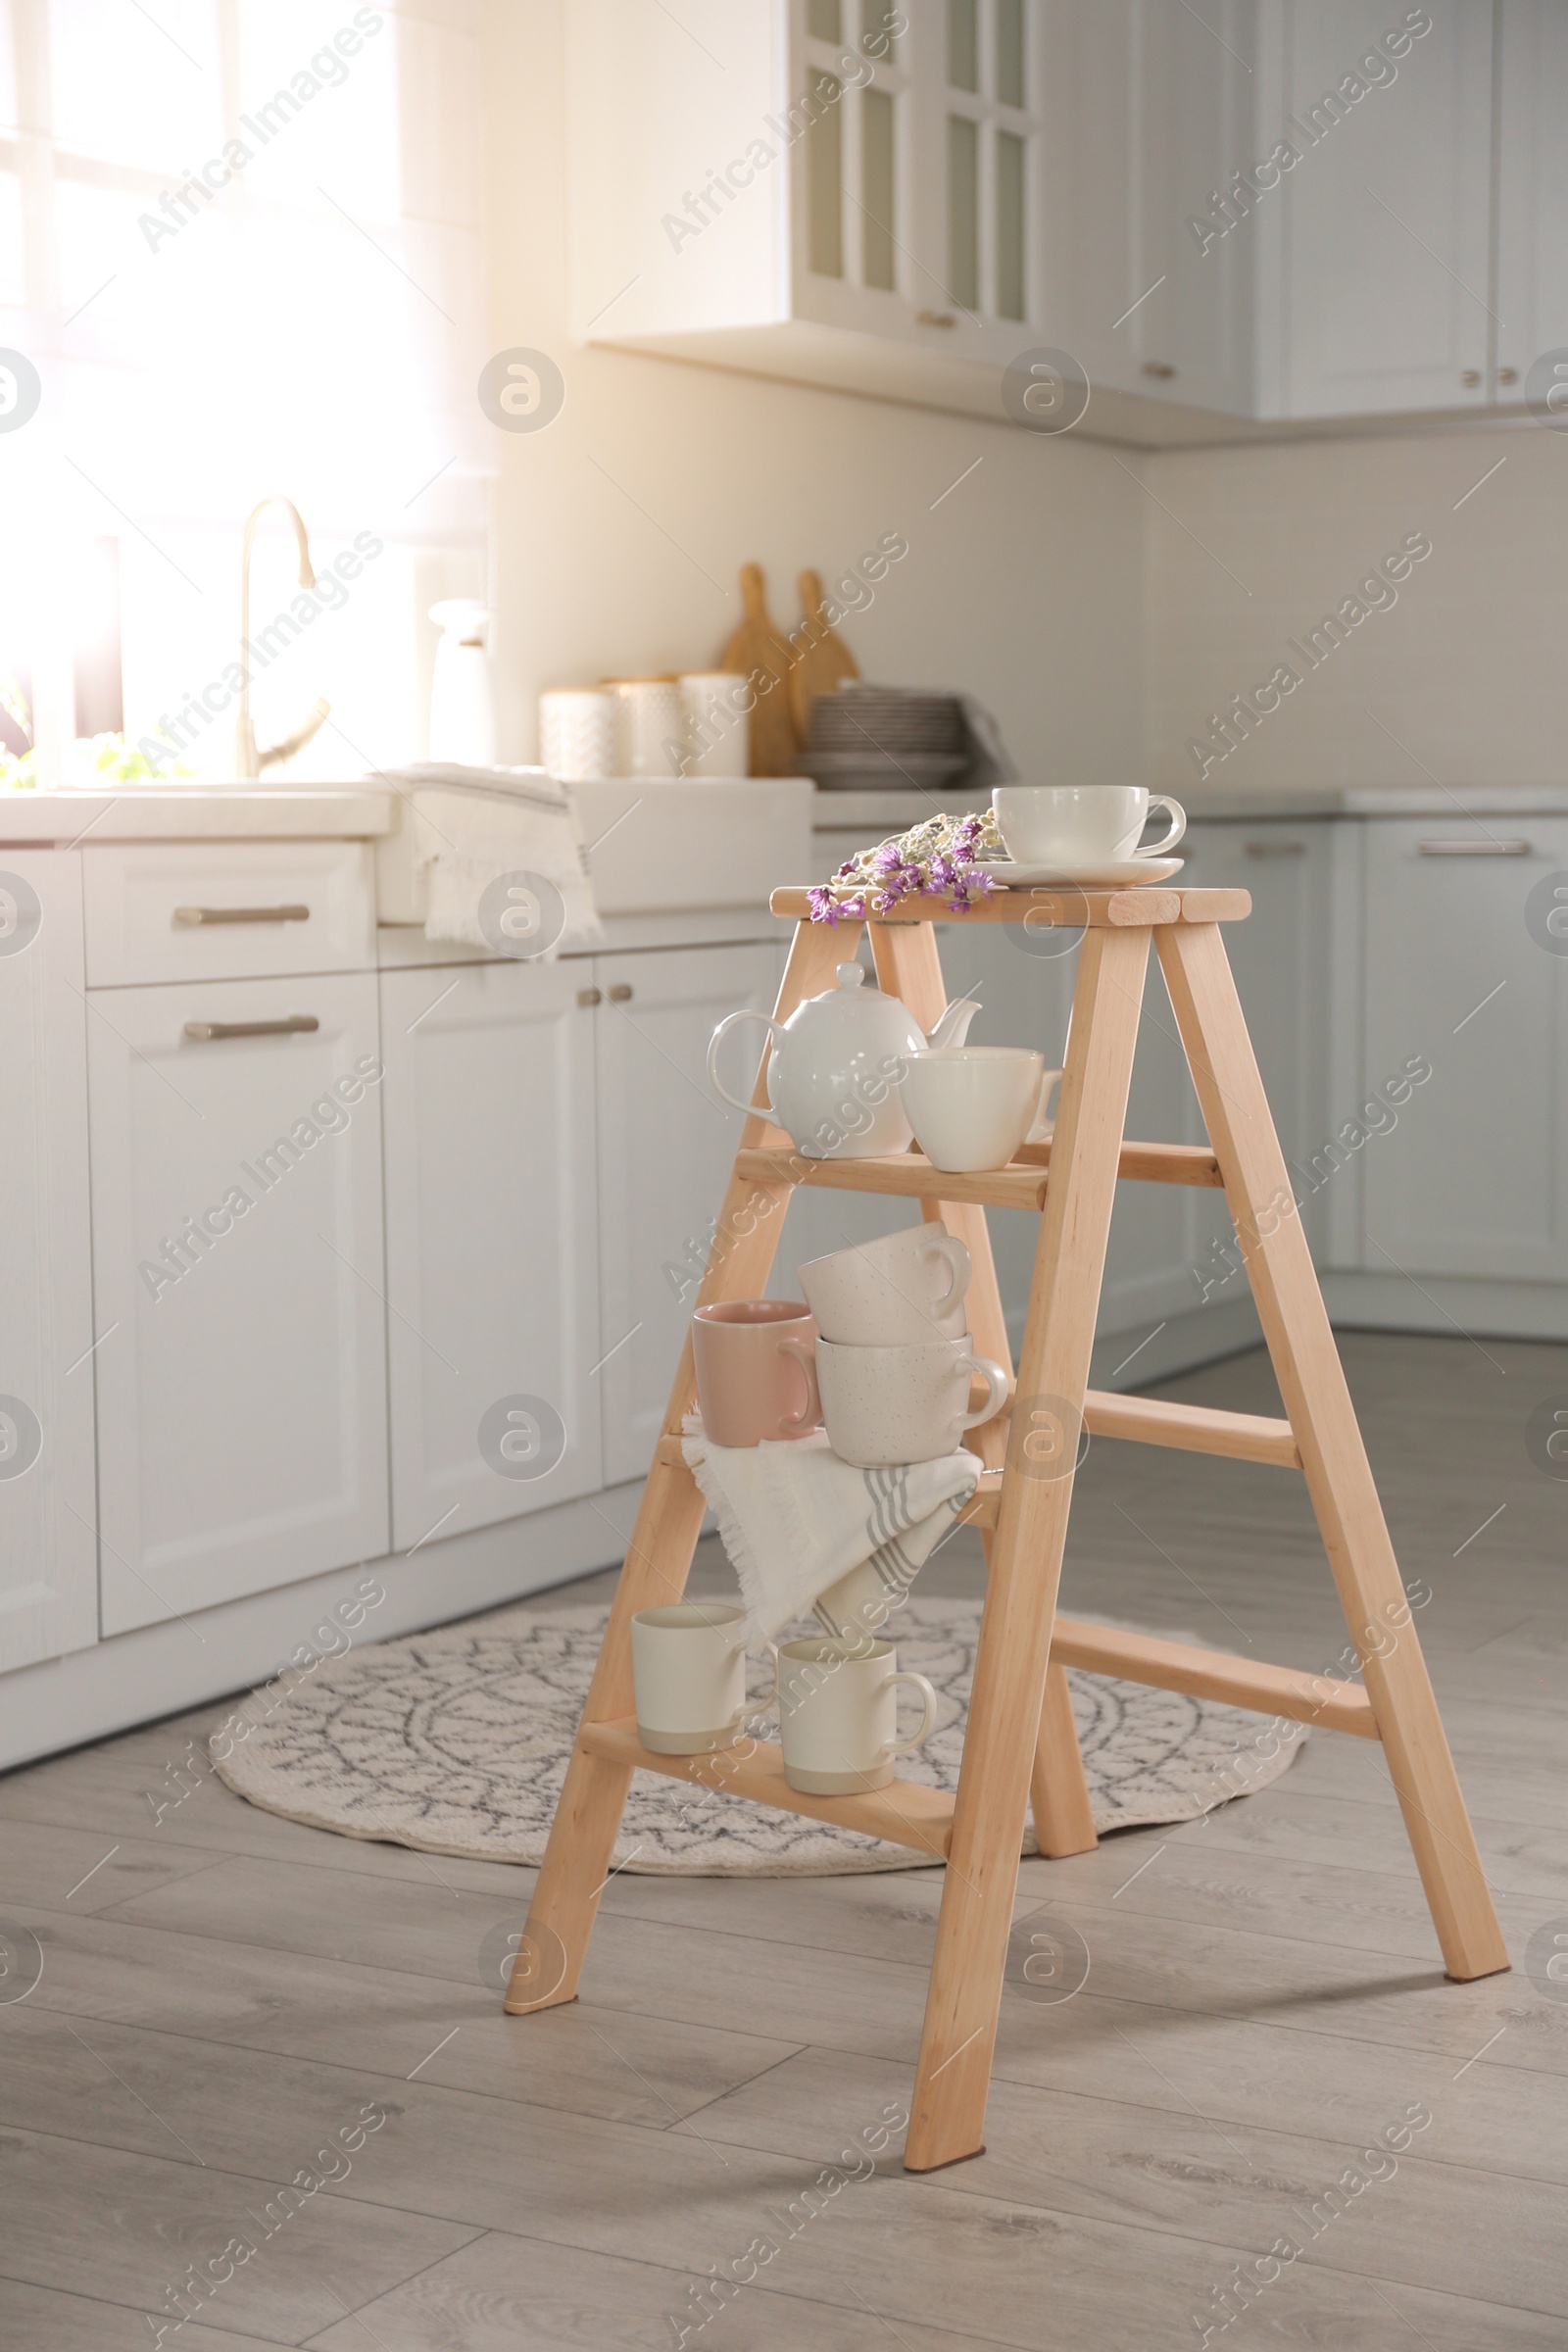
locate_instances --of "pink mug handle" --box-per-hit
[776,1334,821,1433]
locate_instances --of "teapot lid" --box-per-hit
[837,963,866,989]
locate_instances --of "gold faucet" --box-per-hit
[233,497,331,779]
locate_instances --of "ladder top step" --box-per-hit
[770,885,1251,928]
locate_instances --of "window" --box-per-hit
[0,2,489,780]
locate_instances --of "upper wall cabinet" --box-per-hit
[1044,1,1256,417]
[1257,1,1494,417]
[1494,0,1568,388]
[569,0,1567,438]
[567,0,1053,413]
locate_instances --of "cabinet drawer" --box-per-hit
[82,841,375,987]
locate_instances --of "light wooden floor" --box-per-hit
[2,1331,1566,2350]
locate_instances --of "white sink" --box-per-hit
[571,777,813,913]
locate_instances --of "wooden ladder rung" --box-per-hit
[578,1717,956,1855]
[734,1140,1224,1206]
[1083,1391,1300,1467]
[1050,1619,1379,1740]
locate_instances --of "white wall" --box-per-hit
[479,0,1146,790]
[1144,421,1568,799]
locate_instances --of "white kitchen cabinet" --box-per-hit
[1046,0,1255,416]
[1494,0,1568,394]
[88,973,389,1635]
[1185,819,1336,1261]
[597,942,786,1484]
[1360,818,1568,1282]
[1263,1,1494,417]
[568,0,1060,417]
[379,957,604,1550]
[0,852,97,1671]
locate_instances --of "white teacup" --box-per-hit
[993,785,1186,868]
[815,1335,1009,1468]
[799,1222,971,1346]
[903,1048,1064,1173]
[769,1637,938,1793]
[631,1602,750,1755]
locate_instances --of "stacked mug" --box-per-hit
[799,1224,1008,1469]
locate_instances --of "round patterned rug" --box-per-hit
[212,1598,1308,1876]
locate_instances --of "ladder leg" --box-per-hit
[906,924,1150,2169]
[508,915,858,2014]
[1157,922,1507,1983]
[1032,1661,1099,1858]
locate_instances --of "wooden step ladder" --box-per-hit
[505,877,1508,2174]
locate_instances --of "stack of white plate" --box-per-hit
[804,684,969,791]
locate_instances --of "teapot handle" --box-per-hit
[707,1008,786,1116]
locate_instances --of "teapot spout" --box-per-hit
[926,991,981,1049]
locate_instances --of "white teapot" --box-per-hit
[707,963,980,1158]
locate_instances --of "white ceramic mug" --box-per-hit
[992,785,1186,867]
[631,1602,750,1755]
[769,1637,938,1793]
[798,1222,971,1346]
[815,1335,1009,1468]
[902,1048,1064,1174]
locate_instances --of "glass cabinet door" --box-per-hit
[942,0,1036,326]
[800,0,908,298]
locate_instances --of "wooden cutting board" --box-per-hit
[718,564,801,776]
[788,567,860,738]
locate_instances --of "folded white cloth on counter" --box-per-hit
[375,764,603,957]
[681,1417,981,1645]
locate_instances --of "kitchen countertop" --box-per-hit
[810,784,1568,831]
[0,785,396,843]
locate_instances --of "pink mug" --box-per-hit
[692,1300,821,1446]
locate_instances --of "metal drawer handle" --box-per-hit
[608,983,634,1002]
[173,904,311,926]
[1417,840,1531,858]
[183,1015,320,1042]
[916,309,956,328]
[1245,840,1306,858]
[577,987,603,1007]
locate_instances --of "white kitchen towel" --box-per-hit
[376,764,603,956]
[681,1417,981,1644]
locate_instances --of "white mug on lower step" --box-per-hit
[631,1603,751,1755]
[769,1637,938,1793]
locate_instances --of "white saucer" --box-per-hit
[974,856,1185,889]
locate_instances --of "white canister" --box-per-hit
[679,671,750,778]
[604,678,685,778]
[539,689,615,782]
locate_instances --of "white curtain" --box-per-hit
[0,0,491,776]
